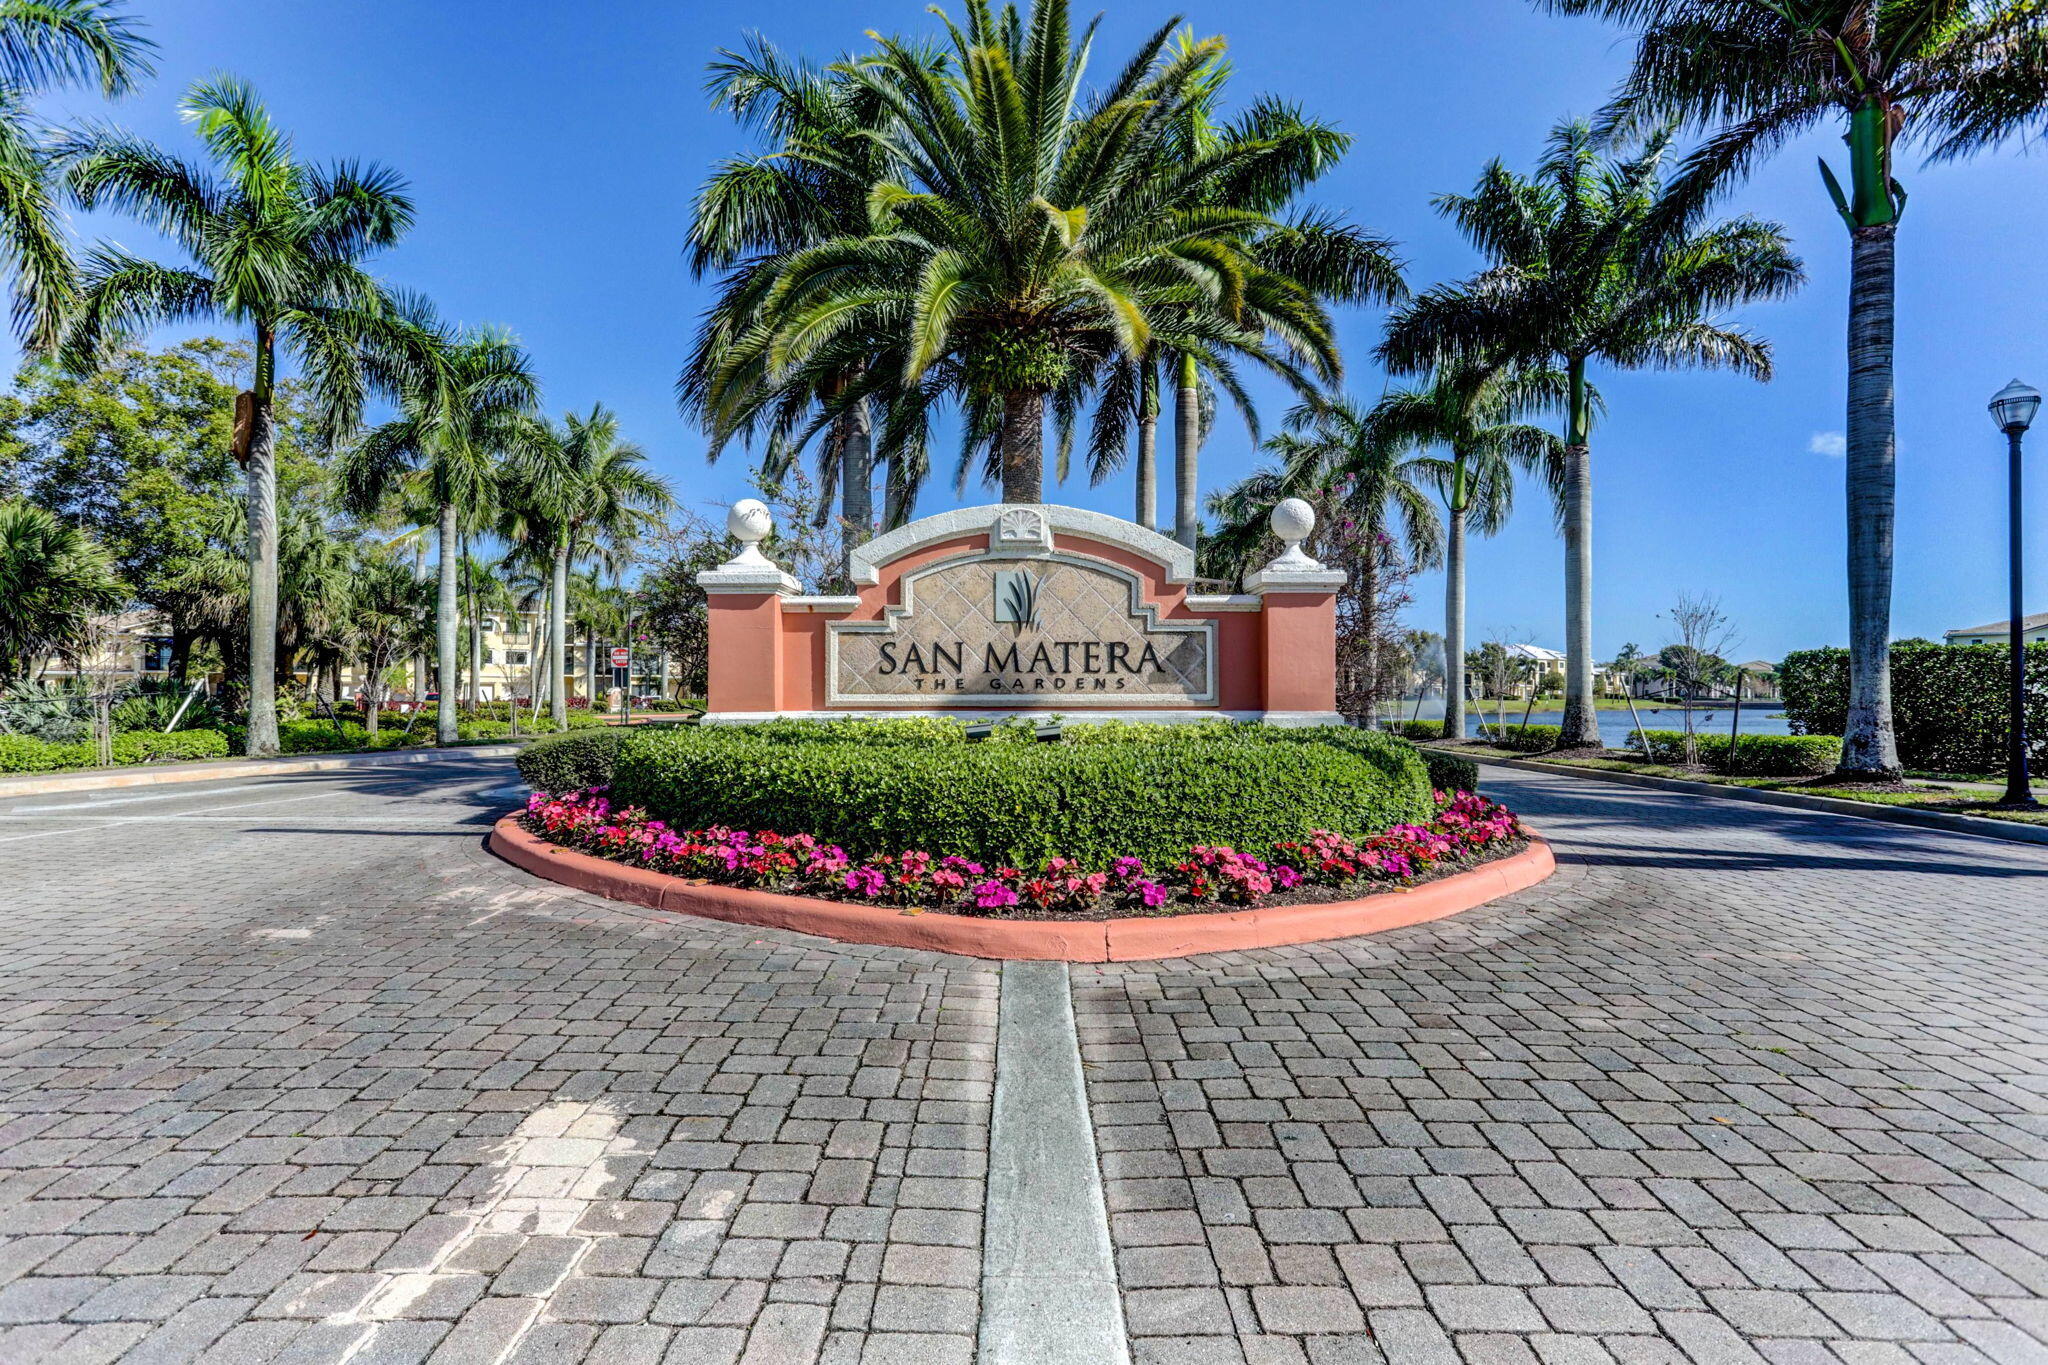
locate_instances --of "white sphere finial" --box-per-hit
[728,498,772,545]
[726,498,775,566]
[1270,497,1315,549]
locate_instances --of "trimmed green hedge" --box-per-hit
[574,721,1432,868]
[518,728,633,792]
[1628,728,1840,776]
[0,728,230,774]
[1782,642,2046,773]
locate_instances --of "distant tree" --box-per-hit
[1661,590,1741,761]
[0,339,323,684]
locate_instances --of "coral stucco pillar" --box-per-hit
[1246,498,1346,725]
[698,499,800,722]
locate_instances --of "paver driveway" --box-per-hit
[0,756,2043,1364]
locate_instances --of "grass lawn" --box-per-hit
[1439,742,2048,828]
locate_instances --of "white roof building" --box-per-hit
[1944,612,2047,646]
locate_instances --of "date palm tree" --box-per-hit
[1381,121,1800,749]
[503,405,670,728]
[338,319,538,746]
[0,0,153,351]
[57,76,418,756]
[738,0,1359,507]
[1538,1,2048,775]
[1356,361,1570,738]
[683,37,939,559]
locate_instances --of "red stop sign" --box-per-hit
[610,647,630,667]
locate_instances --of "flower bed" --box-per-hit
[518,785,1527,920]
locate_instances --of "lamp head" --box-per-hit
[1990,378,2041,434]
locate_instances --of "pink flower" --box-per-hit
[971,880,1019,910]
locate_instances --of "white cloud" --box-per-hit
[1809,431,1846,457]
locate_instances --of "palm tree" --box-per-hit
[1258,395,1446,703]
[339,321,537,746]
[0,498,125,684]
[458,547,515,706]
[1354,361,1569,739]
[1539,2,2048,775]
[1380,121,1800,749]
[504,405,670,728]
[345,547,432,736]
[0,1,153,351]
[58,77,418,756]
[683,37,943,560]
[736,0,1359,507]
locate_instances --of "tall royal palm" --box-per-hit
[339,321,538,747]
[506,405,670,729]
[1540,2,2048,774]
[0,0,153,351]
[742,0,1350,506]
[1381,122,1800,749]
[1357,361,1569,739]
[58,77,416,756]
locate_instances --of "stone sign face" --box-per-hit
[829,553,1215,706]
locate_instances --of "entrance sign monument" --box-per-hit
[698,500,1345,724]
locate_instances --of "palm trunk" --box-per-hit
[434,504,459,745]
[530,591,549,717]
[1174,353,1200,551]
[1135,359,1158,530]
[883,454,912,529]
[1840,224,1902,778]
[1000,389,1044,503]
[585,628,597,708]
[244,328,280,757]
[1361,540,1381,717]
[549,544,569,730]
[1441,461,1468,741]
[412,539,428,706]
[1558,356,1599,750]
[840,390,873,577]
[468,589,483,707]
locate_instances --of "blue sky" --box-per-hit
[20,0,2048,662]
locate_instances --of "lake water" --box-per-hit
[1393,701,1797,747]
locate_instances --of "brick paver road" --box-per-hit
[0,757,2044,1364]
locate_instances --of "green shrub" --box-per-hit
[1388,720,1448,742]
[607,723,1434,868]
[1419,748,1480,793]
[1781,642,2046,772]
[1480,723,1562,754]
[0,728,230,773]
[111,730,230,764]
[0,734,63,772]
[1628,728,1840,776]
[517,728,632,792]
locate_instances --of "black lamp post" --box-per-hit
[1988,379,2040,809]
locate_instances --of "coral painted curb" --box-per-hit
[489,815,1556,962]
